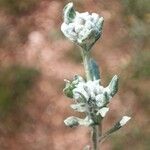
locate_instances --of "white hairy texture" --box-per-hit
[96,107,109,117]
[119,116,131,126]
[73,80,101,101]
[95,94,106,107]
[73,82,89,100]
[61,4,104,47]
[72,80,110,108]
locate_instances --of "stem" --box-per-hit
[99,123,121,143]
[92,125,100,150]
[80,48,101,150]
[81,49,92,81]
[99,129,112,143]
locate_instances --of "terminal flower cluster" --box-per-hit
[61,2,104,50]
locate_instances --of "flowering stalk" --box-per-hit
[81,50,92,80]
[61,2,131,150]
[81,50,99,150]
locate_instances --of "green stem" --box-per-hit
[99,123,121,143]
[80,48,101,150]
[81,49,92,81]
[92,125,100,150]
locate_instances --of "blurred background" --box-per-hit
[0,0,149,149]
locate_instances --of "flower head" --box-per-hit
[72,75,119,108]
[61,2,104,50]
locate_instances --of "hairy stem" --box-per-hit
[99,123,121,143]
[81,48,100,150]
[81,49,92,81]
[92,125,100,150]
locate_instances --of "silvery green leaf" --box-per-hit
[99,115,131,142]
[70,103,88,112]
[64,116,94,127]
[110,116,131,132]
[107,75,119,97]
[80,116,94,126]
[63,80,74,98]
[96,107,109,117]
[63,2,76,24]
[97,17,104,31]
[88,58,100,80]
[64,116,80,127]
[63,75,85,98]
[119,116,131,127]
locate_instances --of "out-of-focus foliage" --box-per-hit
[111,0,150,149]
[121,0,150,96]
[64,46,82,63]
[0,22,33,50]
[0,23,9,48]
[131,51,150,79]
[112,126,150,150]
[0,0,39,15]
[122,0,150,41]
[122,0,149,19]
[0,65,39,132]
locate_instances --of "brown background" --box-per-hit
[0,0,149,149]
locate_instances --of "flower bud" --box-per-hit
[61,3,104,50]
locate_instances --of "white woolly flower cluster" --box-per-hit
[71,78,111,118]
[63,74,119,126]
[72,76,118,108]
[61,2,104,50]
[73,80,106,106]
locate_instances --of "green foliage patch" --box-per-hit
[0,0,39,15]
[0,65,39,117]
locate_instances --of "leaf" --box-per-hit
[89,59,100,80]
[64,116,80,127]
[63,3,76,24]
[70,103,87,112]
[107,75,119,96]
